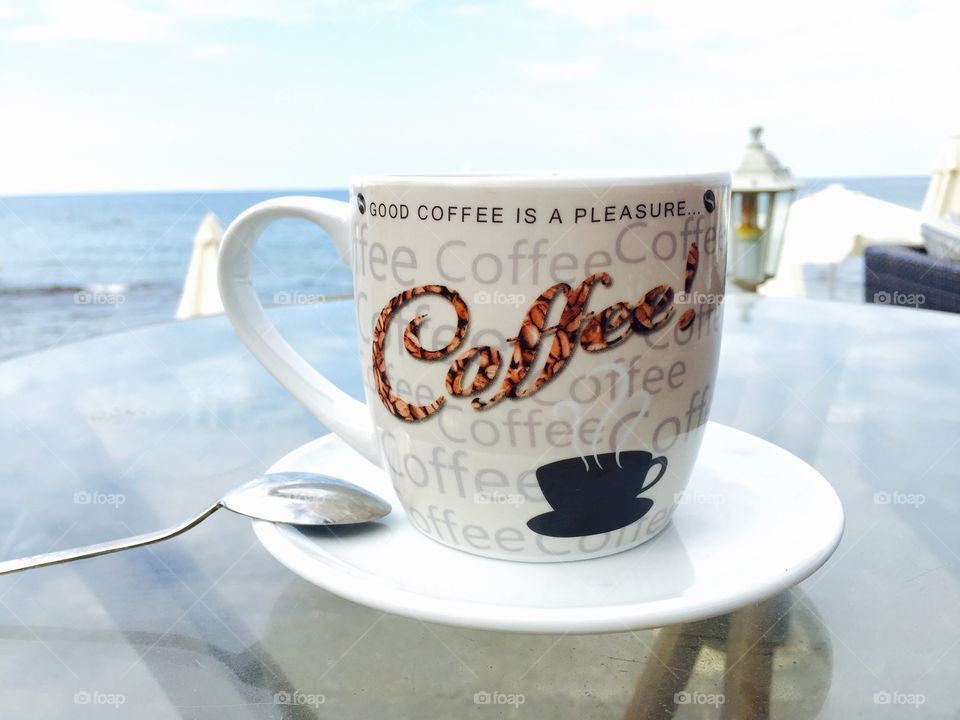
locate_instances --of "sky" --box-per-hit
[1,0,958,195]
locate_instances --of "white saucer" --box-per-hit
[253,422,844,634]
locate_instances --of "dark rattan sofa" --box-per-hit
[864,244,960,313]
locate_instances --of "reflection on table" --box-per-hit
[0,296,957,718]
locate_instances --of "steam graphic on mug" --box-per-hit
[527,361,662,537]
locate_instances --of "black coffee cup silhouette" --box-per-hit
[526,451,667,538]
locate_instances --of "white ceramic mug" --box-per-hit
[219,172,729,561]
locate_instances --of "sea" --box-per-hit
[0,178,928,361]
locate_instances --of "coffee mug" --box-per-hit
[218,171,728,561]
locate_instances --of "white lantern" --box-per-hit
[731,127,802,290]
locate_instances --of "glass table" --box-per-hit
[0,296,957,718]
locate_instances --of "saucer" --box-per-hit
[253,422,844,634]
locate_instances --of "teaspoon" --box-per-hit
[0,472,391,575]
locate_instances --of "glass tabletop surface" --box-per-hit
[0,296,958,719]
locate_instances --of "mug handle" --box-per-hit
[217,196,380,466]
[639,456,668,494]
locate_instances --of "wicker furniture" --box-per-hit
[864,243,960,313]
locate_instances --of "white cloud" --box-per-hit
[525,59,599,78]
[194,43,235,58]
[168,0,423,23]
[525,0,648,27]
[2,0,421,45]
[365,0,420,12]
[7,0,171,44]
[449,3,490,17]
[2,0,957,192]
[165,0,322,23]
[522,0,960,172]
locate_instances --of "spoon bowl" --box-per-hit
[222,472,392,526]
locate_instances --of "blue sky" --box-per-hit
[1,0,957,194]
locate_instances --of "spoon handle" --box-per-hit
[0,503,222,576]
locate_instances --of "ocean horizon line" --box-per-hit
[0,175,931,201]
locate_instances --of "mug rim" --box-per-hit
[351,169,730,189]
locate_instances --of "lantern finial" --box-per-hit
[732,127,800,192]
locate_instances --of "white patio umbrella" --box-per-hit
[921,133,960,219]
[761,184,921,297]
[175,212,225,319]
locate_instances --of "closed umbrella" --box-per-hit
[175,212,225,319]
[921,133,960,219]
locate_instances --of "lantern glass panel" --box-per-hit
[756,192,771,231]
[732,191,765,286]
[763,190,794,279]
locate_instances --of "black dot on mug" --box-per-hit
[703,189,716,214]
[357,193,366,214]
